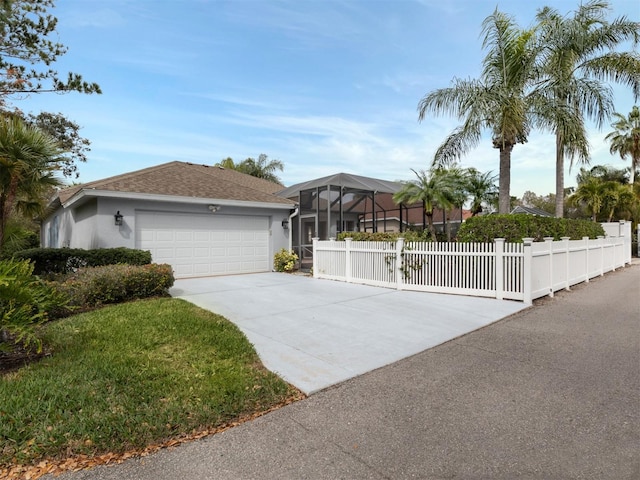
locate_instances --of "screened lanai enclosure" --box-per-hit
[275,172,468,269]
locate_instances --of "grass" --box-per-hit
[0,298,300,471]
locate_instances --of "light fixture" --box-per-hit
[114,211,123,226]
[282,219,289,229]
[208,205,221,213]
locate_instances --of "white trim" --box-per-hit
[63,189,294,210]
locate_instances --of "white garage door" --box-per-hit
[135,211,270,278]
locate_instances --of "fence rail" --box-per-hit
[313,221,632,304]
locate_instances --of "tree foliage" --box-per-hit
[418,9,555,214]
[534,0,640,218]
[393,168,462,241]
[0,115,62,250]
[0,0,100,102]
[570,165,638,222]
[0,0,99,179]
[216,153,284,184]
[465,168,498,216]
[605,105,640,184]
[418,2,639,218]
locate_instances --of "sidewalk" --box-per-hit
[48,263,640,479]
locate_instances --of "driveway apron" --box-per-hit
[170,272,528,394]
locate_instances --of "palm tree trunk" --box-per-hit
[555,132,564,218]
[426,213,437,241]
[498,145,512,214]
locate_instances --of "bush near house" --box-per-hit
[0,259,67,355]
[457,214,605,243]
[49,263,175,315]
[12,247,152,275]
[273,248,298,272]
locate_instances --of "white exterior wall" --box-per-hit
[42,196,291,266]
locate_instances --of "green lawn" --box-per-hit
[0,298,301,471]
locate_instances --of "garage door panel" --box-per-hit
[194,231,209,242]
[156,231,174,242]
[193,247,209,257]
[175,231,193,242]
[136,212,271,278]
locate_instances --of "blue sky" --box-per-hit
[16,0,640,197]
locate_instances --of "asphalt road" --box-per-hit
[49,264,640,480]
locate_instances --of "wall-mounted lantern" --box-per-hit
[282,219,289,229]
[114,211,123,226]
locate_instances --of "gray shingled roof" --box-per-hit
[57,161,295,206]
[276,172,403,199]
[511,205,554,217]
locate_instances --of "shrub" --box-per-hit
[273,249,298,272]
[12,247,152,275]
[0,259,68,353]
[52,263,175,309]
[337,230,431,242]
[456,214,605,243]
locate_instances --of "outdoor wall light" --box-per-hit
[208,205,221,213]
[114,211,123,226]
[282,219,289,229]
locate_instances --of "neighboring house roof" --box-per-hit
[53,161,295,210]
[511,205,554,217]
[276,172,403,199]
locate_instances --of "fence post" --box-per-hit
[583,236,590,283]
[618,220,627,266]
[561,237,570,291]
[494,238,505,300]
[598,236,605,276]
[345,237,352,282]
[396,237,405,290]
[522,238,533,305]
[544,237,554,297]
[312,237,319,278]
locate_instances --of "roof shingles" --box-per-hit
[57,161,294,206]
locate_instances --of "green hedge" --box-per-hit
[337,231,431,242]
[50,263,175,313]
[12,247,152,275]
[456,215,605,243]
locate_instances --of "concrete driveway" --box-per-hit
[170,273,528,394]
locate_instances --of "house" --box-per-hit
[275,172,472,267]
[276,173,404,264]
[42,161,295,278]
[510,205,554,217]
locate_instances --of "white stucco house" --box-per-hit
[42,161,295,278]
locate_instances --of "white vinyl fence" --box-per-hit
[313,221,632,305]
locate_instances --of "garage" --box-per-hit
[136,211,271,278]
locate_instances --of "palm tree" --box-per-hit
[601,182,634,221]
[605,106,640,184]
[418,9,550,214]
[239,154,284,184]
[0,116,62,249]
[464,168,498,216]
[570,174,606,221]
[216,157,238,169]
[216,154,284,185]
[393,168,457,241]
[534,1,640,218]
